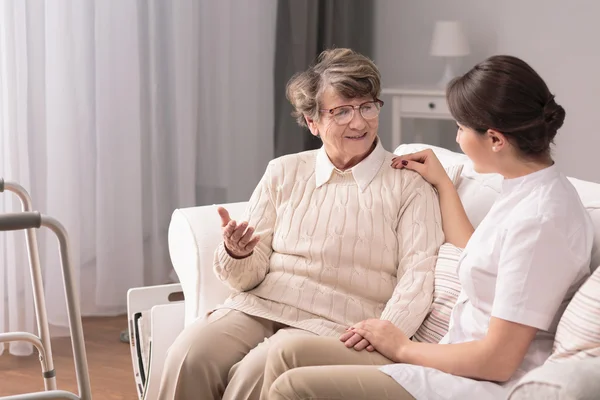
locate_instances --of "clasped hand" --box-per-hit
[340,319,410,362]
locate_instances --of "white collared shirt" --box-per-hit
[381,164,594,400]
[314,138,385,192]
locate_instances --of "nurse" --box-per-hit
[260,55,594,400]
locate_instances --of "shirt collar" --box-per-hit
[501,163,559,193]
[315,137,386,192]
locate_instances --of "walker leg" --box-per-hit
[0,206,92,398]
[2,181,57,390]
[41,216,92,400]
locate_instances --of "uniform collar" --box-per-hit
[501,163,559,193]
[315,137,385,192]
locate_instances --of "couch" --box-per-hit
[127,143,600,399]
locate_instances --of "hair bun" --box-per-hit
[543,96,565,136]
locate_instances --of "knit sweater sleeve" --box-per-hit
[213,162,277,292]
[380,173,444,337]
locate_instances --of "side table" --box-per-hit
[381,86,454,149]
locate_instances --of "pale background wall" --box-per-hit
[373,0,600,182]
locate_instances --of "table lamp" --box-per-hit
[430,21,470,87]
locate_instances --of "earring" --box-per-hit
[492,146,497,151]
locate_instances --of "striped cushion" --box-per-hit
[413,243,462,343]
[548,266,600,362]
[444,164,463,186]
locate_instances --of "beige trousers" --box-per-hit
[262,336,415,400]
[157,309,314,400]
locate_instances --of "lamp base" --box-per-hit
[437,59,457,88]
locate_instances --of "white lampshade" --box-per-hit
[430,21,470,57]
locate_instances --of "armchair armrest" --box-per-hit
[167,202,247,325]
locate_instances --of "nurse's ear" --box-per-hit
[487,129,507,153]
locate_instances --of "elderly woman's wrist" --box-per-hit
[224,243,253,259]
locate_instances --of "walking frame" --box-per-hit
[0,178,92,400]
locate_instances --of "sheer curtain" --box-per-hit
[0,0,276,356]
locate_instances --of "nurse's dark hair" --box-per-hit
[447,55,565,160]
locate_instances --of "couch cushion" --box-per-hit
[393,143,469,167]
[548,266,600,363]
[444,164,464,185]
[567,178,600,272]
[413,243,462,343]
[507,357,600,400]
[455,161,502,228]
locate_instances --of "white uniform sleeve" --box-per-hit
[491,216,584,331]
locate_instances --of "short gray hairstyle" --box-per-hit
[286,48,381,128]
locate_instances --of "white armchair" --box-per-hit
[167,202,248,326]
[126,202,246,399]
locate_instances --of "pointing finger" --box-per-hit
[217,207,231,227]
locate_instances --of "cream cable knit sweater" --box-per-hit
[213,146,444,337]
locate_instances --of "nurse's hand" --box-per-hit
[348,319,410,362]
[391,149,452,189]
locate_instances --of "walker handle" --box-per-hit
[0,212,42,231]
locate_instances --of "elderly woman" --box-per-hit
[158,48,444,400]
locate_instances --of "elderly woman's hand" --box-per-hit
[340,329,375,352]
[218,207,260,259]
[347,319,411,362]
[391,149,452,189]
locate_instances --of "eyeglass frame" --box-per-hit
[318,99,385,125]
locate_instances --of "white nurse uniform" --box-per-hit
[380,165,594,400]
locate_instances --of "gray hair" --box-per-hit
[286,48,381,128]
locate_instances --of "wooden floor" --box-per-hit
[0,315,138,399]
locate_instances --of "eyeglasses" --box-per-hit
[319,99,384,125]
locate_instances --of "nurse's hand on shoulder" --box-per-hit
[218,207,260,259]
[348,319,410,363]
[392,149,451,189]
